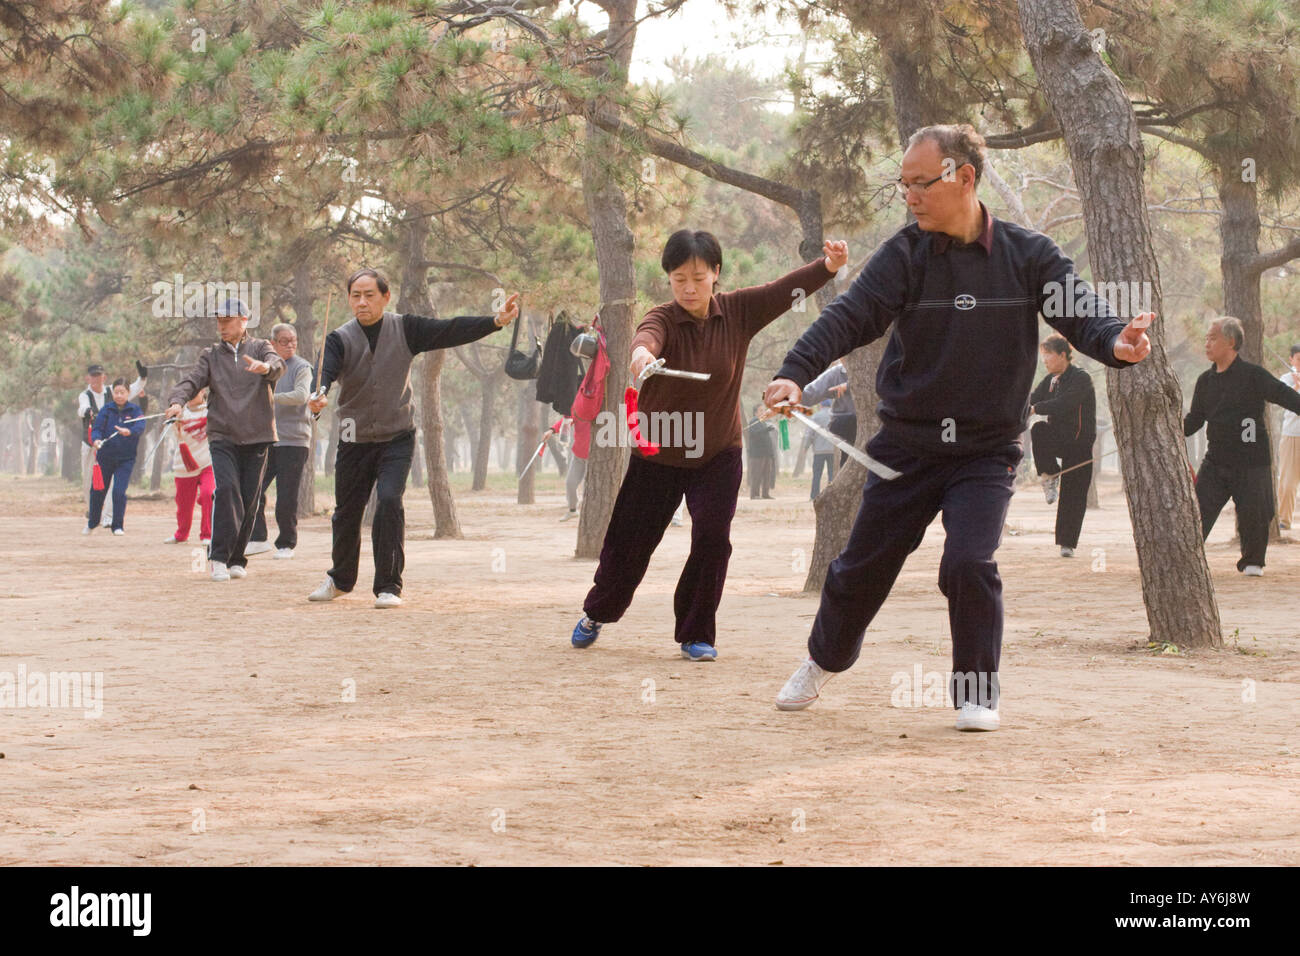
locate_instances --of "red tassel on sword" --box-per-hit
[623,386,660,456]
[91,458,105,491]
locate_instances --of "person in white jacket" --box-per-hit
[165,389,214,544]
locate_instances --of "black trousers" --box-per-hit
[585,446,743,646]
[328,431,414,596]
[748,455,775,498]
[1196,457,1274,570]
[1030,421,1092,549]
[209,440,271,568]
[252,444,310,549]
[807,431,1021,709]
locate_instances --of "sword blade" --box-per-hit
[786,408,901,481]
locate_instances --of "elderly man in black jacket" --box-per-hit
[1029,333,1096,557]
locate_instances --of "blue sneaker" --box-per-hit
[571,616,602,648]
[680,642,717,661]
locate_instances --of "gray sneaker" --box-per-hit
[1043,476,1059,505]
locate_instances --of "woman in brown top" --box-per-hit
[570,229,848,660]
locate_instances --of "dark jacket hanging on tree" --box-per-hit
[535,320,584,416]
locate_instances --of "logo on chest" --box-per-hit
[954,294,977,311]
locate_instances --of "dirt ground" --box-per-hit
[1,467,1297,866]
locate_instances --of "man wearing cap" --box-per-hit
[77,361,146,528]
[165,298,284,582]
[305,268,519,608]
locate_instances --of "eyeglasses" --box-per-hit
[894,174,946,199]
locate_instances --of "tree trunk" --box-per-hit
[1019,0,1222,647]
[574,0,640,559]
[421,350,462,537]
[516,382,540,505]
[290,257,318,519]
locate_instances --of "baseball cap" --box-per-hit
[87,364,105,374]
[212,298,249,318]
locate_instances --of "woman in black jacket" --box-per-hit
[1029,334,1096,557]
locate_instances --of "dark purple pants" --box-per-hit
[584,445,743,646]
[808,431,1021,709]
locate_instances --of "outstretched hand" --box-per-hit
[823,239,849,274]
[1114,312,1156,363]
[495,292,521,328]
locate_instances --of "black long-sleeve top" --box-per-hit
[1184,356,1300,468]
[1029,363,1096,444]
[775,203,1133,456]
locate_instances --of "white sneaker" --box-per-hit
[308,576,341,602]
[82,525,93,536]
[374,592,402,608]
[273,548,294,559]
[775,657,835,711]
[211,561,231,582]
[112,529,125,536]
[1060,546,1074,557]
[1242,565,1264,577]
[1043,476,1059,505]
[228,565,247,579]
[245,540,273,556]
[955,701,1000,732]
[559,509,578,522]
[163,535,183,544]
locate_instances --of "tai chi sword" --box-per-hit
[768,402,902,481]
[634,357,711,388]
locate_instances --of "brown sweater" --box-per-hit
[629,258,835,468]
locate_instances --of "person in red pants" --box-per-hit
[166,389,214,545]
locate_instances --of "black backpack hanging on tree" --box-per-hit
[504,295,542,380]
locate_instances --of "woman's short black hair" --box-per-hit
[1040,333,1072,361]
[661,230,723,275]
[347,267,389,295]
[111,377,128,390]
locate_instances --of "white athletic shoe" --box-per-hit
[1043,476,1059,505]
[112,529,125,536]
[1060,546,1074,558]
[244,540,273,556]
[775,657,835,711]
[955,701,1000,732]
[274,547,294,559]
[308,576,341,602]
[1242,565,1264,577]
[211,561,231,582]
[374,592,403,609]
[82,525,93,536]
[163,535,183,544]
[228,565,247,579]
[559,509,578,522]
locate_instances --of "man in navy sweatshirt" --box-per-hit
[765,123,1154,731]
[1184,316,1300,576]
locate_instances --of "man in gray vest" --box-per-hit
[247,322,314,559]
[306,268,519,608]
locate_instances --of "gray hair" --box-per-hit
[906,123,986,184]
[1211,316,1244,351]
[270,322,298,342]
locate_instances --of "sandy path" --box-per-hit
[1,472,1296,865]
